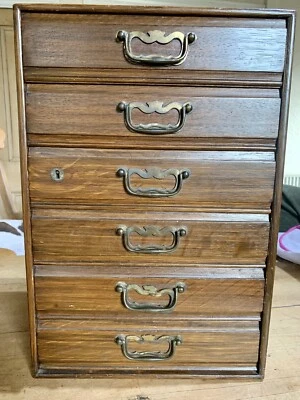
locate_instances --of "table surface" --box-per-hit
[0,249,299,400]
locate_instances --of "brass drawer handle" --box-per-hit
[117,101,192,135]
[115,282,185,312]
[116,225,187,254]
[116,167,190,197]
[115,334,182,361]
[116,29,196,66]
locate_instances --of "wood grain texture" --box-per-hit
[25,85,281,140]
[21,12,286,73]
[27,134,277,151]
[31,209,270,266]
[34,266,264,318]
[258,12,296,379]
[13,6,38,374]
[14,4,295,380]
[28,148,275,210]
[23,68,283,88]
[13,4,295,18]
[1,250,300,388]
[37,319,260,371]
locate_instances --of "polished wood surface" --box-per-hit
[21,12,286,72]
[14,5,38,373]
[14,4,295,379]
[37,319,260,371]
[23,67,284,88]
[26,85,281,140]
[258,12,296,378]
[31,210,270,265]
[35,266,264,317]
[27,133,278,151]
[1,250,299,393]
[28,148,275,210]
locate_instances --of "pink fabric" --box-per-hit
[277,225,300,265]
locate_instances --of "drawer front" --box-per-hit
[31,209,270,265]
[21,12,286,73]
[26,85,281,141]
[28,148,275,210]
[35,266,264,317]
[37,319,260,372]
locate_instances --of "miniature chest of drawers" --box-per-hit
[14,4,295,379]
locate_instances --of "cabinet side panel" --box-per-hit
[258,12,296,378]
[13,6,38,375]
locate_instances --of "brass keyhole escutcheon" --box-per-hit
[50,167,64,182]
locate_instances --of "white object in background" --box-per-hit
[0,219,24,256]
[0,128,5,149]
[277,225,300,265]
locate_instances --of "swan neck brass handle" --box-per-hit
[117,101,192,135]
[116,30,196,66]
[115,334,182,361]
[115,282,185,312]
[116,167,190,198]
[116,225,187,254]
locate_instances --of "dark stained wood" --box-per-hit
[34,266,264,318]
[21,12,287,73]
[28,148,275,211]
[37,319,260,370]
[25,85,281,141]
[31,209,270,266]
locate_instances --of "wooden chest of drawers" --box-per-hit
[14,4,295,379]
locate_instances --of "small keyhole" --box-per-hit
[50,167,64,182]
